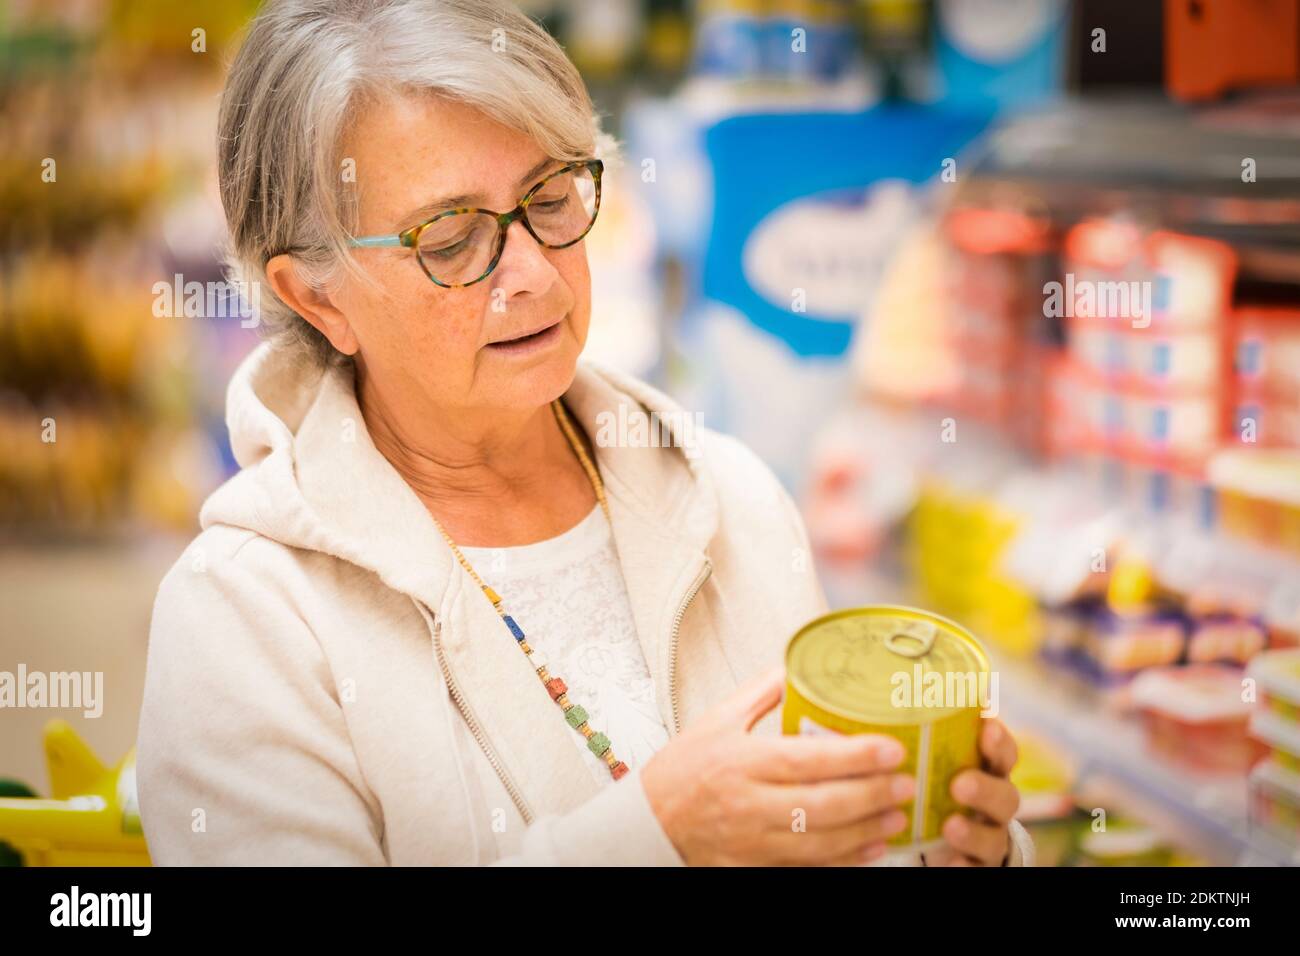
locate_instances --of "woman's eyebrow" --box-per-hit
[396,193,476,229]
[394,157,564,229]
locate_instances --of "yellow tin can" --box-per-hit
[781,605,992,856]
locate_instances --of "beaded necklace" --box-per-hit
[429,398,629,781]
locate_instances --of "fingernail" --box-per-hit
[886,811,908,835]
[952,775,976,802]
[946,815,969,839]
[860,842,887,863]
[891,775,915,801]
[874,739,905,765]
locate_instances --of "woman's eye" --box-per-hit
[430,238,471,258]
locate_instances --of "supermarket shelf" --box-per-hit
[973,97,1300,197]
[963,97,1300,285]
[991,650,1300,867]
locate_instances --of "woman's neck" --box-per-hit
[355,366,597,547]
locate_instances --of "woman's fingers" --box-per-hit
[741,732,905,783]
[979,718,1018,777]
[930,721,1018,866]
[709,664,786,732]
[662,675,1025,865]
[818,842,890,867]
[940,812,1010,866]
[759,810,910,864]
[950,768,1020,825]
[924,844,975,866]
[757,773,915,828]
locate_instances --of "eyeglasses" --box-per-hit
[348,159,603,288]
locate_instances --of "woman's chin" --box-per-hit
[480,325,582,408]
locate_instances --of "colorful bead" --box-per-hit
[433,400,629,782]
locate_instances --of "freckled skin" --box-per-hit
[264,92,600,546]
[336,93,592,419]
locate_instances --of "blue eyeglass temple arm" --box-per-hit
[348,235,404,248]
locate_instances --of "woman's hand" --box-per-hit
[928,718,1022,866]
[640,665,915,866]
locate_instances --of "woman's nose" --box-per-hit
[491,216,560,297]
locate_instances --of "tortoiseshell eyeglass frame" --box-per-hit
[347,158,604,288]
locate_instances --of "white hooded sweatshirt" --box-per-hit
[136,341,1033,866]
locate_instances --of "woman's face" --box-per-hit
[332,93,592,416]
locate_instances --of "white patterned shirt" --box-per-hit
[458,504,671,784]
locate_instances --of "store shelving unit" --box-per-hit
[773,95,1300,859]
[962,96,1300,289]
[991,649,1299,867]
[821,557,1298,866]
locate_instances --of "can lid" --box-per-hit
[786,606,989,725]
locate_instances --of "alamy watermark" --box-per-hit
[1043,273,1154,328]
[595,406,703,459]
[152,274,260,328]
[50,886,150,936]
[890,665,999,718]
[1,665,103,718]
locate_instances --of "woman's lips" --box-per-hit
[485,321,562,356]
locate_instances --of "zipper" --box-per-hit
[431,617,534,826]
[667,560,712,734]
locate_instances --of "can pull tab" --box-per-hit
[884,621,937,659]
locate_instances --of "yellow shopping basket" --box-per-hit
[0,720,151,866]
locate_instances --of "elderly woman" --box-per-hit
[137,0,1032,866]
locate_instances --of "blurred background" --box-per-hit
[3,0,1300,866]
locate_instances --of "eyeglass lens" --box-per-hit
[415,164,598,285]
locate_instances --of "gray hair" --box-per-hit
[217,0,614,367]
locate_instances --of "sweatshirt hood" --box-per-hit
[200,342,719,606]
